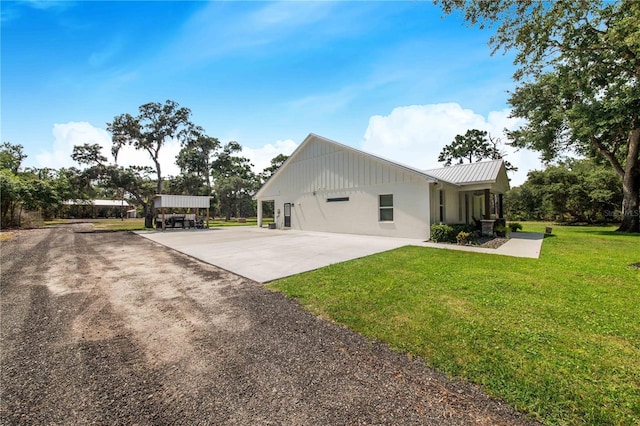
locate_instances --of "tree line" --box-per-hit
[505,159,623,223]
[0,100,288,227]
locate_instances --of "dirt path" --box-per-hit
[0,225,539,425]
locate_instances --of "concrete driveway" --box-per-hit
[136,227,543,283]
[136,227,421,283]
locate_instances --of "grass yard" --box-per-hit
[268,223,640,425]
[208,217,273,227]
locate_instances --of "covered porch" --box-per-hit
[426,159,510,229]
[460,188,505,223]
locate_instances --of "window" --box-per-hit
[439,190,445,222]
[327,197,349,202]
[379,194,393,221]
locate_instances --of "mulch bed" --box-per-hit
[477,237,510,249]
[429,237,510,249]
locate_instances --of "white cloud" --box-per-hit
[361,103,541,186]
[36,122,112,170]
[242,139,298,174]
[35,121,297,181]
[35,121,181,178]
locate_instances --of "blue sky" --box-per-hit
[1,0,541,185]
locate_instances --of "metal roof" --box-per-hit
[63,199,130,207]
[424,159,504,185]
[153,195,212,209]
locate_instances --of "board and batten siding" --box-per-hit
[260,137,432,239]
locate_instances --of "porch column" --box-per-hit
[484,189,491,220]
[498,194,504,219]
[257,200,263,227]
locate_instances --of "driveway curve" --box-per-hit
[1,225,538,425]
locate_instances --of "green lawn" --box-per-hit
[207,217,273,227]
[268,223,640,425]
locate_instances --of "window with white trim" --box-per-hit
[379,194,393,221]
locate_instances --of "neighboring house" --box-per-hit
[254,134,510,239]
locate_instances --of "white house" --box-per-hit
[254,134,510,240]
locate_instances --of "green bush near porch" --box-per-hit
[269,223,640,425]
[431,223,475,243]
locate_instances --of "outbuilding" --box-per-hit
[254,133,510,240]
[63,199,130,218]
[153,194,212,231]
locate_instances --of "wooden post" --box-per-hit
[484,189,491,220]
[161,207,166,231]
[257,200,263,227]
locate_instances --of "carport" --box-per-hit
[154,195,212,231]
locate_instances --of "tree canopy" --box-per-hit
[505,159,622,223]
[211,141,258,220]
[72,143,156,218]
[438,129,516,171]
[1,142,73,227]
[176,133,220,194]
[437,0,640,232]
[107,100,195,194]
[259,153,289,183]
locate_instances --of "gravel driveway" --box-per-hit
[0,224,538,425]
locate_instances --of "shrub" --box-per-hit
[508,222,523,232]
[495,225,510,237]
[456,231,472,245]
[450,223,475,236]
[431,223,455,242]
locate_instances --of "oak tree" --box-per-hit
[437,0,640,232]
[107,100,194,194]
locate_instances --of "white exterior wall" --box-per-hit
[444,188,461,223]
[429,184,461,224]
[259,138,432,239]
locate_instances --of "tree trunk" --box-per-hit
[618,174,639,232]
[142,202,149,220]
[616,129,640,233]
[155,159,163,194]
